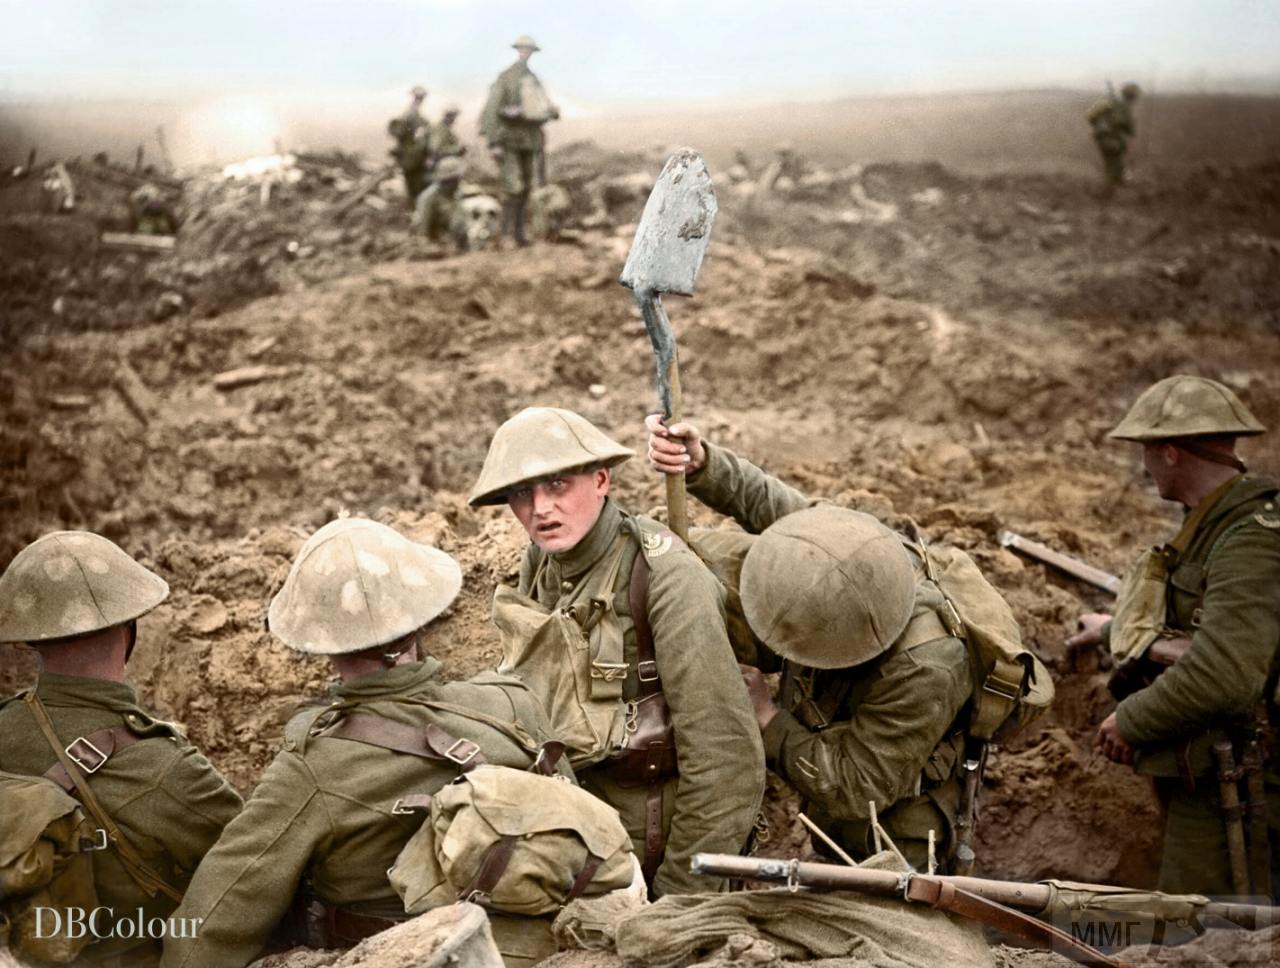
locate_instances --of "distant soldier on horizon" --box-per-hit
[479,34,559,246]
[1088,81,1140,194]
[389,85,431,207]
[429,103,467,169]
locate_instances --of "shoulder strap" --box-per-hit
[319,713,487,772]
[628,549,661,698]
[24,691,183,904]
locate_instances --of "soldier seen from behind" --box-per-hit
[0,532,242,966]
[479,35,559,247]
[1069,376,1280,900]
[161,518,575,968]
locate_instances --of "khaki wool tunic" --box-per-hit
[160,660,566,968]
[479,61,549,154]
[516,499,765,897]
[0,673,243,964]
[687,443,974,869]
[1108,475,1280,897]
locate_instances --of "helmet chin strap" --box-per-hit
[381,633,417,669]
[1172,438,1247,473]
[124,621,138,663]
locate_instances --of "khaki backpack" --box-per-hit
[0,771,101,964]
[687,519,1054,742]
[908,533,1054,742]
[388,765,636,917]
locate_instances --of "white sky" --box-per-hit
[2,0,1278,108]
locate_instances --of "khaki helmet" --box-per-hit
[434,156,466,181]
[469,407,634,507]
[741,506,915,669]
[410,85,427,99]
[1120,82,1140,99]
[442,102,461,117]
[0,532,169,644]
[267,518,462,655]
[1108,375,1265,442]
[512,34,540,51]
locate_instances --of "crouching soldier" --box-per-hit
[646,416,1051,873]
[0,532,242,966]
[161,518,572,968]
[469,407,765,897]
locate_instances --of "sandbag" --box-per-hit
[389,765,635,918]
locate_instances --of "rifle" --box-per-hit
[997,531,1121,596]
[691,853,1279,934]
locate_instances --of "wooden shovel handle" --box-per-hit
[665,357,688,541]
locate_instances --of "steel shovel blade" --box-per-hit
[619,148,717,296]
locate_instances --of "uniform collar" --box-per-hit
[331,657,443,701]
[1188,473,1276,523]
[546,499,624,579]
[35,672,142,712]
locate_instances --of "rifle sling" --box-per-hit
[904,876,1127,968]
[24,690,184,904]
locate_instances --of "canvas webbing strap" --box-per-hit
[24,691,184,904]
[628,545,670,886]
[322,713,486,772]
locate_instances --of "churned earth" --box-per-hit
[2,126,1279,966]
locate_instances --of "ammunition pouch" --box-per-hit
[603,693,677,787]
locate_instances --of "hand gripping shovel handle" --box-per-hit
[663,356,688,540]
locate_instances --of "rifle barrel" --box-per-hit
[690,854,1279,931]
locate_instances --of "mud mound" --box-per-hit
[4,135,1280,911]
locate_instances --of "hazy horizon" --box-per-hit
[4,1,1279,169]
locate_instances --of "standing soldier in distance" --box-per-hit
[390,85,431,207]
[1069,375,1280,900]
[0,531,242,966]
[1087,81,1140,195]
[430,103,467,168]
[479,35,559,246]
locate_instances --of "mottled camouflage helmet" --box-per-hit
[268,518,462,655]
[0,532,169,643]
[741,506,915,669]
[512,34,540,51]
[1108,375,1265,443]
[410,85,427,99]
[469,407,634,507]
[434,156,466,181]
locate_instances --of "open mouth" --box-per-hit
[535,521,562,536]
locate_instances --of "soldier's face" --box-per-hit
[516,46,534,62]
[507,468,609,553]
